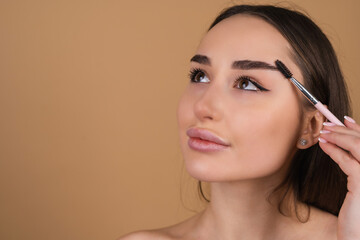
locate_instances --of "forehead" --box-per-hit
[196,15,292,65]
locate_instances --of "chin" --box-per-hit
[184,159,220,182]
[184,159,238,182]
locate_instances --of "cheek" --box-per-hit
[227,94,302,177]
[177,92,191,128]
[176,92,193,150]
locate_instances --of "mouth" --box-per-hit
[186,128,230,152]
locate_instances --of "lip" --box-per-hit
[186,127,230,152]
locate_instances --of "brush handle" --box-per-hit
[315,102,345,126]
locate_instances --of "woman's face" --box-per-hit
[177,15,306,183]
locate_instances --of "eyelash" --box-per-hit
[188,68,206,83]
[188,68,269,92]
[234,76,269,92]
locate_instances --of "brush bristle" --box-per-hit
[275,60,293,78]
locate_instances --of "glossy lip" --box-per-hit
[186,127,230,152]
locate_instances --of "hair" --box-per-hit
[197,4,352,221]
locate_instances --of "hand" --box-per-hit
[319,116,360,240]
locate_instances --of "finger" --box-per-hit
[344,116,360,132]
[319,140,360,177]
[320,131,360,161]
[323,121,360,138]
[322,126,360,138]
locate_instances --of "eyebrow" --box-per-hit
[190,54,210,65]
[190,54,277,71]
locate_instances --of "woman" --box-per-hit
[120,5,360,239]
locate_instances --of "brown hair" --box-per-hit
[198,4,351,221]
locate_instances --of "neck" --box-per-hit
[196,180,308,240]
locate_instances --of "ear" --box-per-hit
[297,110,325,149]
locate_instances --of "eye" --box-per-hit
[189,68,210,83]
[234,76,269,92]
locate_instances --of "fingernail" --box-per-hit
[318,137,327,143]
[320,130,331,134]
[344,116,356,123]
[323,122,336,127]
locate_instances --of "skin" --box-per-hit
[320,120,360,240]
[119,15,360,240]
[177,15,306,184]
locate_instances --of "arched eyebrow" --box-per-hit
[190,54,211,65]
[190,54,277,71]
[232,60,278,70]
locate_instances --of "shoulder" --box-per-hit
[117,229,171,240]
[118,212,204,240]
[307,206,338,240]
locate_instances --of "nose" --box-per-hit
[193,80,224,122]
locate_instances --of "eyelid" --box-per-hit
[190,67,208,75]
[188,68,270,91]
[189,67,210,83]
[235,75,269,91]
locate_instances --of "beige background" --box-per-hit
[0,0,359,239]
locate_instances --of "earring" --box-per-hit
[300,139,308,146]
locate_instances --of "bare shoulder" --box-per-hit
[308,206,338,239]
[117,229,171,240]
[118,212,203,240]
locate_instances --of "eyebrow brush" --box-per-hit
[275,60,344,126]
